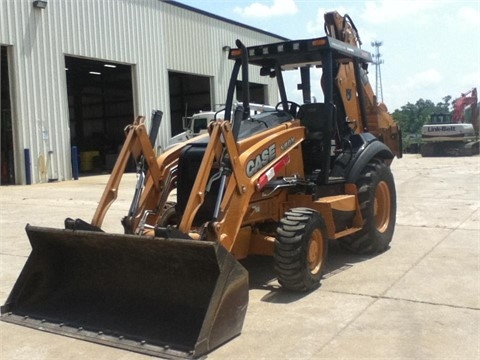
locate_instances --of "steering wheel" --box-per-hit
[275,101,301,118]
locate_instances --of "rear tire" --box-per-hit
[340,159,396,254]
[274,208,328,292]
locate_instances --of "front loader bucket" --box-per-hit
[1,225,249,359]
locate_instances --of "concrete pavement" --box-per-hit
[1,154,479,359]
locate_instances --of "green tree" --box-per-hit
[440,95,452,110]
[392,96,453,135]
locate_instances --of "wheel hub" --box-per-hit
[308,229,324,274]
[374,180,391,233]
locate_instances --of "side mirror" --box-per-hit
[260,66,275,77]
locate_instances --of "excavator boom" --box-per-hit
[452,88,478,133]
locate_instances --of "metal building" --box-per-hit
[0,0,286,185]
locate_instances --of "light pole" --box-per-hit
[371,41,384,103]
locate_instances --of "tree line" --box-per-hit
[391,96,452,135]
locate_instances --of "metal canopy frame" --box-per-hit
[229,36,372,70]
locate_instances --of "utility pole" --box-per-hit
[371,41,384,103]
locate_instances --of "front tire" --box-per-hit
[274,208,328,292]
[157,201,179,227]
[340,159,396,254]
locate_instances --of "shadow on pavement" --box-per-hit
[240,240,385,304]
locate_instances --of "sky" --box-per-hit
[179,0,480,112]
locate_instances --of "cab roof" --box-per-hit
[229,36,372,70]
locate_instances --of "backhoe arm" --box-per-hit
[324,11,402,158]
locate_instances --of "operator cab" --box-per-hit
[228,36,374,184]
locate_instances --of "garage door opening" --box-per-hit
[236,81,267,105]
[1,46,15,185]
[65,56,134,173]
[168,71,211,137]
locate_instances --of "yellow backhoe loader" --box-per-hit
[1,11,402,359]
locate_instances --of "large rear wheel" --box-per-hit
[274,208,328,292]
[340,159,396,254]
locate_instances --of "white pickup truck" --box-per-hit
[167,103,275,148]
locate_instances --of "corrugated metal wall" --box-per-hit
[0,0,283,184]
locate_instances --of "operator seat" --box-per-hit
[298,103,328,175]
[298,103,328,140]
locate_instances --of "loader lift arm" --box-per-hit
[91,114,162,229]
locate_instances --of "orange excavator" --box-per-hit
[1,11,402,359]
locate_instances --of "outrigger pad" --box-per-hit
[1,225,249,359]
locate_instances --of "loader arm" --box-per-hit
[91,116,162,228]
[174,119,262,241]
[91,116,184,233]
[202,120,305,255]
[177,123,224,234]
[218,128,306,255]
